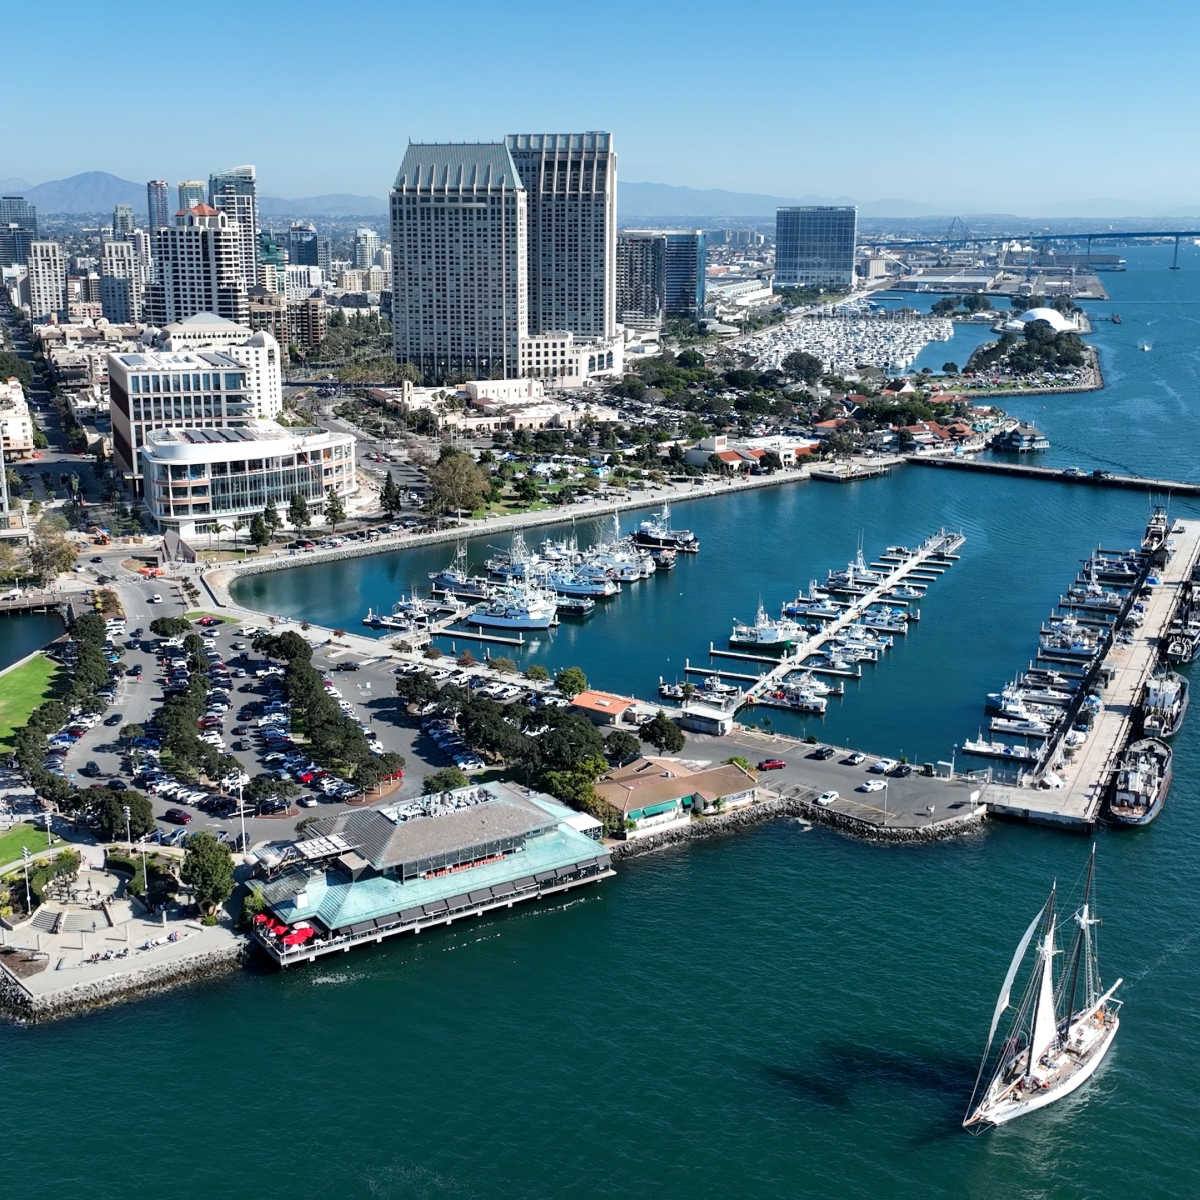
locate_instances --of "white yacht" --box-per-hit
[730,605,805,649]
[469,583,558,630]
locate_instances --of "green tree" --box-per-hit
[427,451,489,516]
[288,492,310,537]
[780,350,824,384]
[490,656,516,675]
[249,513,270,548]
[119,723,145,743]
[380,473,403,517]
[554,666,588,698]
[395,670,439,706]
[323,486,346,533]
[524,664,549,682]
[423,766,469,794]
[29,515,76,581]
[942,362,959,375]
[180,832,235,915]
[263,499,282,532]
[514,475,540,504]
[149,615,191,636]
[95,790,154,841]
[641,710,685,753]
[604,730,642,765]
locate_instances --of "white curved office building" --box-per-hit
[140,421,357,539]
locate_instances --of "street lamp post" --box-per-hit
[21,847,32,915]
[237,782,247,857]
[122,803,131,849]
[45,810,52,848]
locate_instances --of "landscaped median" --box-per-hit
[0,653,60,755]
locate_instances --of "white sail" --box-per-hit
[1028,922,1060,1067]
[987,906,1044,1045]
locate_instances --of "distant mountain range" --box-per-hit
[7,170,1198,225]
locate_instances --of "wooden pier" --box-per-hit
[985,519,1200,827]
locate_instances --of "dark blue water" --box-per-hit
[7,245,1200,1199]
[0,610,64,670]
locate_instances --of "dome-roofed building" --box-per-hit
[1016,306,1075,333]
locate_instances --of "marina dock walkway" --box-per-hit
[986,520,1200,827]
[741,529,964,703]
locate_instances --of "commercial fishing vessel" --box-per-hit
[1141,671,1189,739]
[469,583,558,630]
[964,846,1121,1130]
[1106,736,1172,826]
[632,503,699,553]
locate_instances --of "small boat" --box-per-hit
[963,846,1121,1130]
[962,736,1038,763]
[555,596,596,618]
[730,604,805,650]
[1141,505,1169,558]
[1139,343,1151,352]
[1142,671,1189,738]
[1106,736,1172,826]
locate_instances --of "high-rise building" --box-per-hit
[177,181,206,210]
[287,221,318,266]
[774,205,857,288]
[377,244,392,278]
[131,228,153,290]
[390,142,527,381]
[257,231,288,294]
[660,230,706,317]
[352,228,380,270]
[147,205,248,327]
[146,180,170,231]
[100,240,142,322]
[505,132,616,339]
[616,231,666,332]
[27,240,67,321]
[288,294,327,352]
[0,195,38,267]
[208,165,258,291]
[113,204,135,239]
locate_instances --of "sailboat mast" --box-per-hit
[1064,845,1096,1024]
[1026,886,1056,1076]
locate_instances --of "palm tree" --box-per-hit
[232,517,247,553]
[208,522,232,552]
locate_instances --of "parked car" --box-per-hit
[163,808,192,824]
[757,758,786,771]
[857,780,888,793]
[869,758,897,774]
[809,745,836,760]
[844,752,865,766]
[889,763,914,778]
[815,790,839,806]
[104,713,123,726]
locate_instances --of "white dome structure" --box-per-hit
[1017,306,1074,333]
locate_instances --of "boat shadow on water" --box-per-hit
[763,1042,980,1134]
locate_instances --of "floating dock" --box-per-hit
[985,520,1200,827]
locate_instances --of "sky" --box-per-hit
[8,0,1200,215]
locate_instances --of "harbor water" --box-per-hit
[6,245,1200,1199]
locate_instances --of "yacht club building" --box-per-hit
[139,421,356,539]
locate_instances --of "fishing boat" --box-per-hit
[730,604,804,650]
[555,596,596,618]
[1106,737,1172,826]
[1142,671,1189,738]
[1141,505,1169,559]
[632,503,699,553]
[429,545,493,599]
[963,846,1121,1130]
[469,583,558,630]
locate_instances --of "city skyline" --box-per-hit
[7,0,1200,215]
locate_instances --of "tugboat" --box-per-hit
[632,503,699,553]
[1106,737,1172,826]
[1142,671,1189,738]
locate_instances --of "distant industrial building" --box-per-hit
[775,205,857,288]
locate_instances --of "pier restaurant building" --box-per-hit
[252,782,612,966]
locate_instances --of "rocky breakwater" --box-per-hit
[0,928,247,1023]
[610,789,986,861]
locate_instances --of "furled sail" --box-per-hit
[987,906,1044,1045]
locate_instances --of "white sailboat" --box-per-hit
[964,846,1121,1130]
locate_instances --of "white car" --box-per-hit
[815,790,839,806]
[149,593,162,603]
[845,752,866,765]
[858,780,888,793]
[869,758,897,774]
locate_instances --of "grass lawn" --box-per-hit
[0,823,52,867]
[0,653,60,754]
[183,611,240,623]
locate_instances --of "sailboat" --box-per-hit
[963,846,1122,1130]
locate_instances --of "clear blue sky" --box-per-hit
[8,0,1199,214]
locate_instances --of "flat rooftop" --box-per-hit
[114,349,240,369]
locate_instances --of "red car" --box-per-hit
[757,758,786,771]
[197,617,221,626]
[163,808,192,824]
